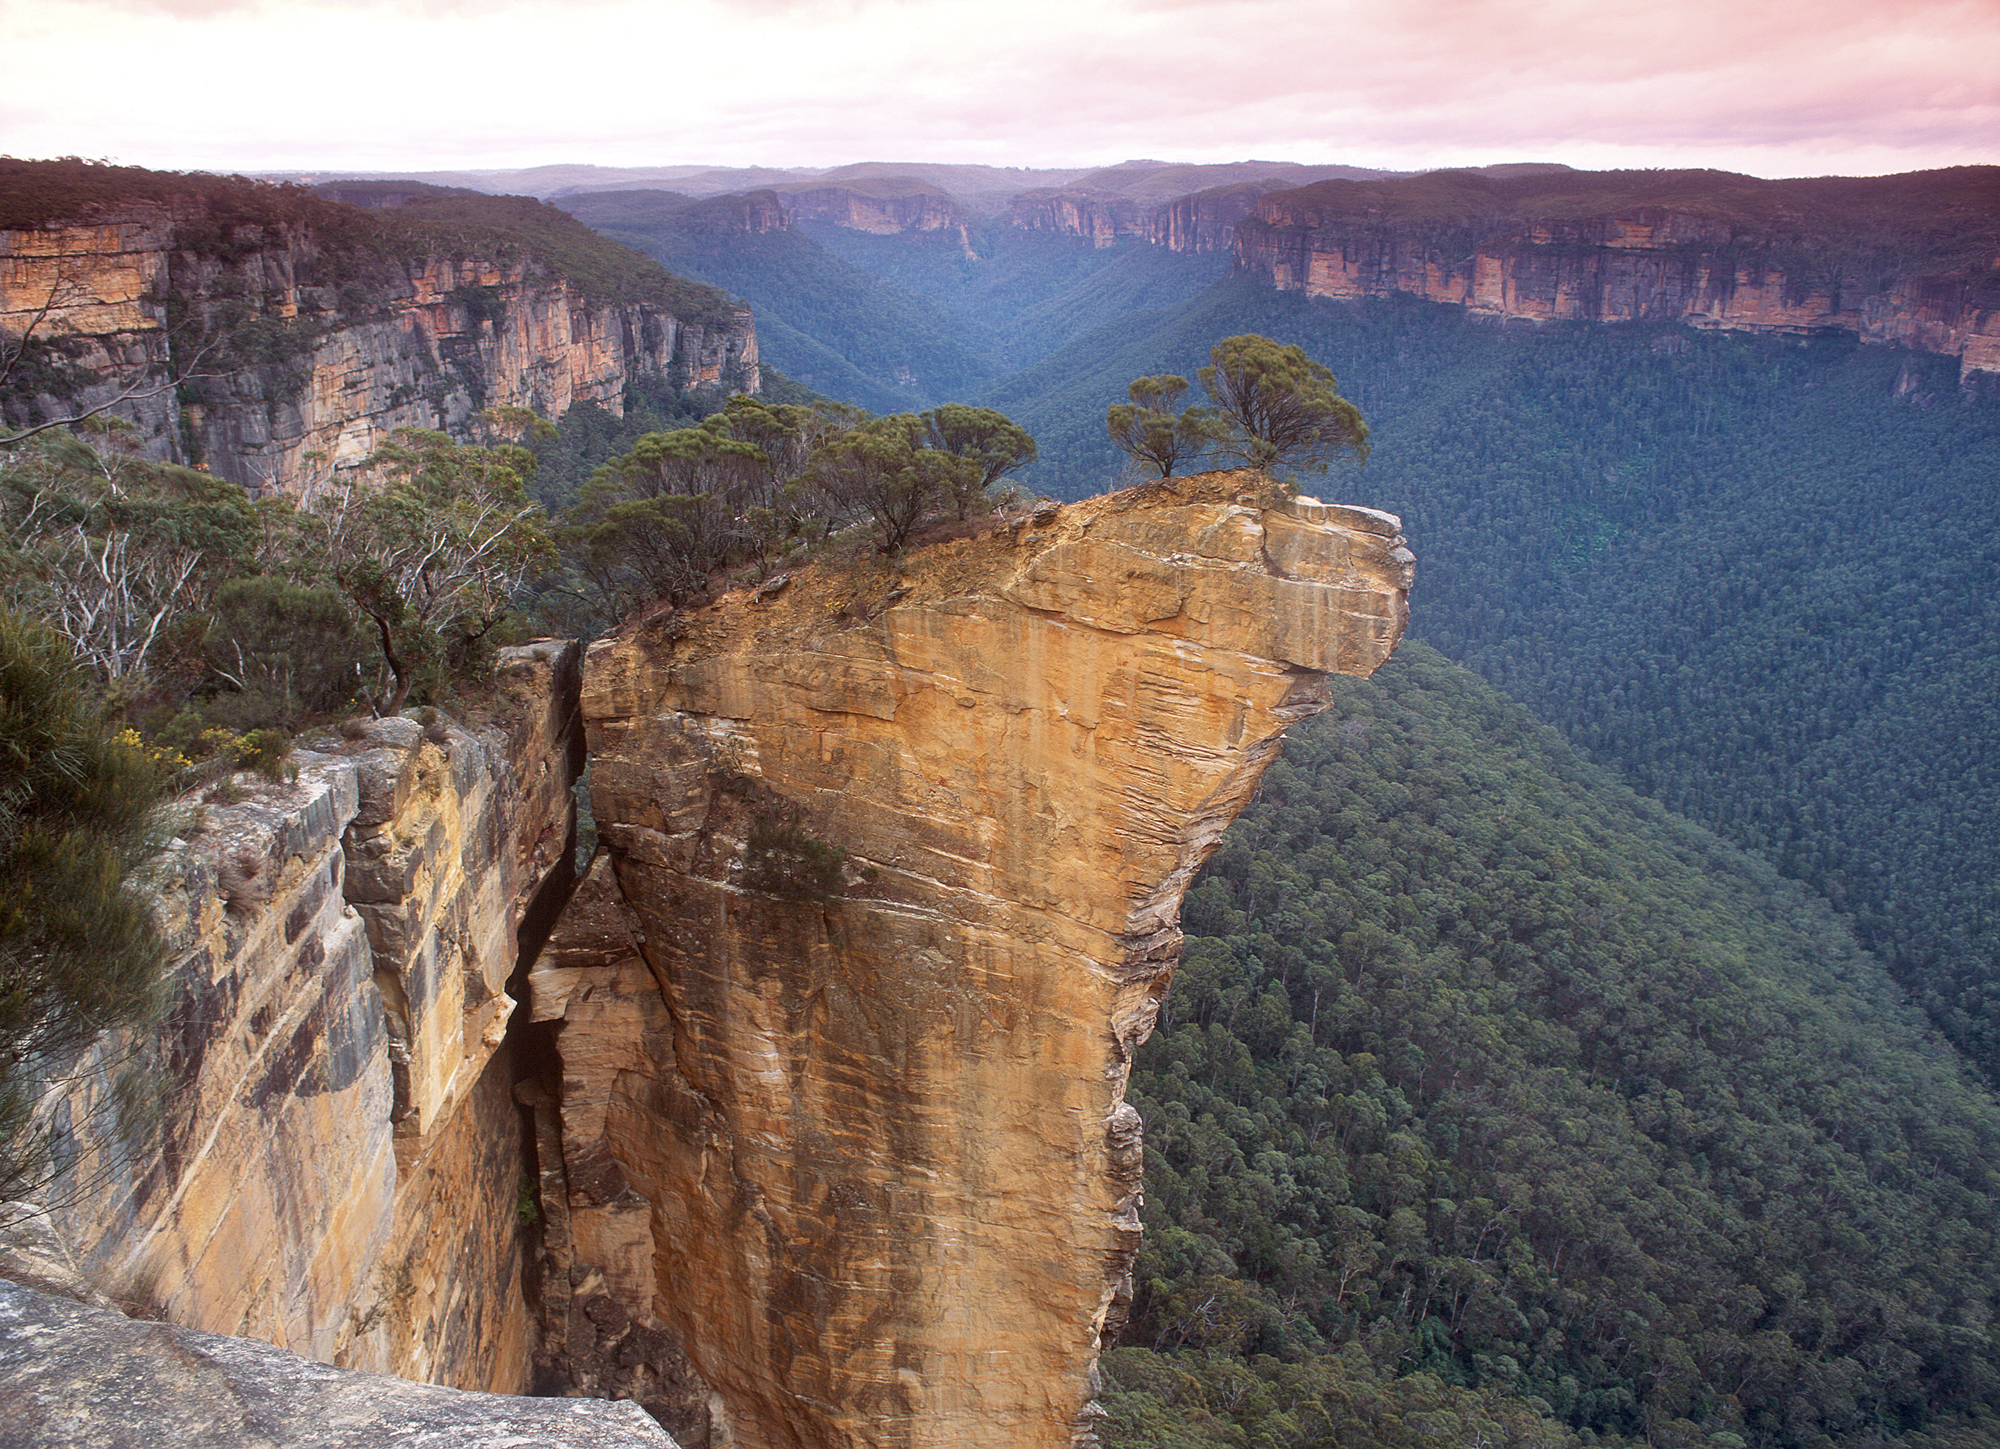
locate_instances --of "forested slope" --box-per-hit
[799,222,1230,373]
[555,190,997,411]
[556,187,1231,423]
[1110,645,2000,1449]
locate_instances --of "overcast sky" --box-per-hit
[2,0,1995,179]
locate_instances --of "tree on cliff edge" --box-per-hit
[804,414,986,553]
[919,404,1037,506]
[1199,334,1369,478]
[1106,375,1228,479]
[317,429,553,714]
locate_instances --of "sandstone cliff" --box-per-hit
[29,641,583,1392]
[692,190,793,236]
[775,181,972,247]
[1007,189,1154,248]
[0,176,758,493]
[531,474,1413,1449]
[1235,167,2000,380]
[1009,181,1293,254]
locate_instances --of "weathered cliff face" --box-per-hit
[1007,189,1152,248]
[1236,193,2000,378]
[534,474,1413,1449]
[777,184,970,245]
[0,215,184,454]
[1149,183,1278,254]
[1008,181,1299,253]
[31,641,584,1392]
[0,207,758,492]
[695,190,792,236]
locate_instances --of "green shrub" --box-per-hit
[0,609,171,1197]
[201,576,368,731]
[742,813,847,902]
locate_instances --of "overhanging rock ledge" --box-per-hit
[532,471,1414,1449]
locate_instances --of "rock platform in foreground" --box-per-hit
[0,1277,677,1449]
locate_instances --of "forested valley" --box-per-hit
[6,158,2000,1447]
[566,195,2000,1107]
[537,194,2000,1445]
[1110,647,2000,1448]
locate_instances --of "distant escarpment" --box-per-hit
[1009,180,1296,253]
[571,182,975,251]
[0,161,758,493]
[773,180,971,245]
[1001,165,1572,253]
[1236,166,2000,378]
[530,475,1412,1449]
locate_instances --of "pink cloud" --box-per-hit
[0,0,1992,175]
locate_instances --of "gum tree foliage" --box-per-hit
[801,413,986,553]
[562,395,1038,625]
[199,577,366,734]
[0,421,526,738]
[0,426,259,694]
[919,404,1038,499]
[315,428,554,713]
[1104,374,1228,479]
[0,608,170,1199]
[565,395,856,618]
[1197,333,1369,476]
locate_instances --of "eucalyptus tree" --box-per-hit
[1198,334,1369,477]
[1105,374,1226,479]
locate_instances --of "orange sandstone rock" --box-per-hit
[0,206,756,494]
[537,474,1412,1449]
[33,641,584,1394]
[1237,199,2000,381]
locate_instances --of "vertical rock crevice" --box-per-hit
[21,638,588,1393]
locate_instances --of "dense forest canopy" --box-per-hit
[968,276,2000,1108]
[1111,646,2000,1449]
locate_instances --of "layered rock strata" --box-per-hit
[536,474,1413,1449]
[1009,181,1295,253]
[0,208,757,492]
[1006,188,1152,248]
[30,641,584,1392]
[776,183,971,246]
[1237,185,2000,379]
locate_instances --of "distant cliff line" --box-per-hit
[1231,167,2000,381]
[722,162,2000,382]
[0,161,759,494]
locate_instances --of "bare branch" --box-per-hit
[0,342,221,449]
[0,270,93,391]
